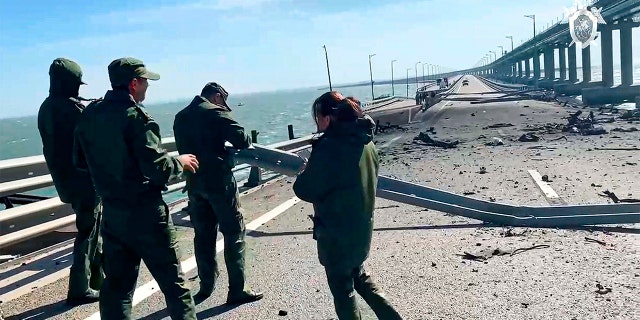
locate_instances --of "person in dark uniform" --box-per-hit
[73,57,199,319]
[173,82,263,304]
[37,57,104,306]
[293,91,403,320]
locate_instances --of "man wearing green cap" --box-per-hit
[37,57,104,306]
[173,82,263,305]
[73,57,199,319]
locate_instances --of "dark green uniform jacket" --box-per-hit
[37,75,94,204]
[293,116,378,269]
[173,95,251,191]
[73,90,183,202]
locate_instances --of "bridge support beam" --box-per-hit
[582,46,591,83]
[516,61,521,80]
[544,47,555,80]
[600,27,614,87]
[525,58,531,81]
[568,43,578,83]
[539,46,557,89]
[620,24,634,86]
[532,50,541,87]
[582,85,640,105]
[558,44,566,81]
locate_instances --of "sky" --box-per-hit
[1,0,638,118]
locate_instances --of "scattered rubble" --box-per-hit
[595,283,612,295]
[518,133,540,142]
[483,123,514,129]
[598,190,640,203]
[458,244,550,261]
[413,132,459,148]
[485,137,504,146]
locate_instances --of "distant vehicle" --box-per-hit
[462,79,469,86]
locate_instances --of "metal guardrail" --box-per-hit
[361,96,399,109]
[0,134,315,249]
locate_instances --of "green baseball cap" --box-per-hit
[49,58,86,85]
[108,57,160,86]
[202,82,230,107]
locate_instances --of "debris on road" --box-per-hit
[584,237,607,246]
[598,190,640,203]
[458,244,550,261]
[413,132,459,148]
[518,133,540,142]
[485,137,504,146]
[595,283,612,295]
[483,123,514,129]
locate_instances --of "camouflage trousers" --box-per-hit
[99,196,195,320]
[68,195,104,298]
[324,264,403,320]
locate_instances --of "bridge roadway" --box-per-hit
[2,75,638,319]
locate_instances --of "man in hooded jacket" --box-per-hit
[37,57,103,306]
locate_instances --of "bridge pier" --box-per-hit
[583,20,639,105]
[600,26,614,87]
[582,45,591,83]
[558,44,566,81]
[567,42,578,83]
[518,60,523,78]
[524,58,531,84]
[554,41,578,94]
[532,50,541,87]
[620,23,634,86]
[539,46,558,89]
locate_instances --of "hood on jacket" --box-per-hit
[49,58,84,98]
[324,115,375,145]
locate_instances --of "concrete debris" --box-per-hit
[598,190,640,203]
[584,237,607,246]
[595,283,612,295]
[483,123,514,129]
[458,244,550,261]
[413,132,459,149]
[518,133,540,142]
[485,137,504,146]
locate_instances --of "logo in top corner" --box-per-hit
[567,4,606,49]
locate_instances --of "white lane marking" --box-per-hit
[85,196,301,320]
[527,170,559,199]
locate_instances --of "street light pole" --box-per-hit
[525,14,538,88]
[498,46,504,57]
[369,53,376,100]
[322,45,332,91]
[524,14,536,39]
[505,35,514,52]
[414,61,421,90]
[422,62,427,82]
[391,59,397,96]
[406,68,411,97]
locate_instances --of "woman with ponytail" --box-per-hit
[293,92,403,320]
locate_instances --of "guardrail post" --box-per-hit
[244,130,262,187]
[288,124,295,140]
